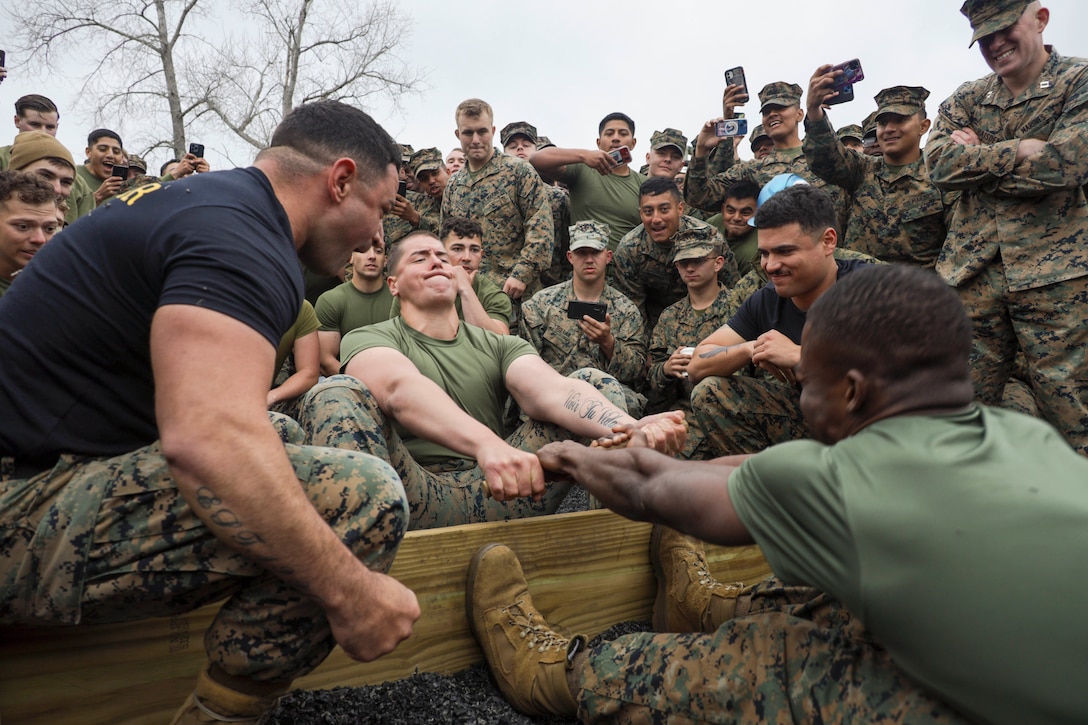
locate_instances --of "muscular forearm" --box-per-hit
[688,340,753,383]
[383,373,507,458]
[268,369,318,405]
[459,289,509,334]
[522,376,637,439]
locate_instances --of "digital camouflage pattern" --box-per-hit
[577,576,968,723]
[804,115,956,268]
[685,146,850,234]
[441,150,555,296]
[382,190,440,245]
[0,414,408,682]
[540,184,572,288]
[301,370,627,530]
[646,285,734,415]
[688,374,807,459]
[611,216,739,334]
[925,50,1088,455]
[520,281,646,415]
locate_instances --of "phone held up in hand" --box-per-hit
[397,179,407,197]
[567,300,608,323]
[714,118,749,137]
[110,164,129,179]
[724,66,748,99]
[609,146,632,165]
[188,142,205,158]
[827,58,864,106]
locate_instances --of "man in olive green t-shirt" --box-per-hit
[469,264,1088,725]
[301,231,687,530]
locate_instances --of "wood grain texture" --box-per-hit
[0,509,770,724]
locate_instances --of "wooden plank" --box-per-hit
[0,509,769,724]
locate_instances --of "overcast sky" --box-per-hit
[4,0,1086,169]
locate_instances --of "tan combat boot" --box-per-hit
[466,543,586,718]
[650,525,747,633]
[170,664,288,724]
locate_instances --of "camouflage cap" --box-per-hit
[862,111,879,138]
[409,147,444,177]
[874,86,930,120]
[836,124,865,143]
[650,128,688,154]
[398,143,415,164]
[126,153,148,173]
[568,221,609,251]
[499,121,538,147]
[670,227,721,263]
[8,130,75,171]
[749,124,771,147]
[758,82,803,113]
[536,135,555,150]
[961,0,1031,46]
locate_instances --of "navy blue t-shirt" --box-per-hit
[728,258,872,343]
[0,168,300,459]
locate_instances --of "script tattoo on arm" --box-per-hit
[193,486,295,578]
[563,390,625,427]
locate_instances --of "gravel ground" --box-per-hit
[268,486,626,724]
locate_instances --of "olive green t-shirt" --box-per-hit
[729,405,1088,725]
[272,299,319,384]
[341,317,536,465]
[560,163,646,250]
[314,281,394,336]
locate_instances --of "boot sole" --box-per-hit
[648,525,669,632]
[465,543,505,642]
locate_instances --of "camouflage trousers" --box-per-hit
[686,375,808,458]
[958,261,1088,456]
[301,369,628,530]
[0,414,408,683]
[577,576,967,724]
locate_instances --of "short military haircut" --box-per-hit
[265,100,399,186]
[15,94,59,118]
[0,170,59,208]
[598,112,635,136]
[387,230,442,275]
[160,158,180,175]
[806,264,971,384]
[455,98,494,125]
[440,216,483,243]
[754,184,836,237]
[86,128,123,148]
[724,179,760,203]
[640,176,682,203]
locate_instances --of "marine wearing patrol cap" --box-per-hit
[536,135,555,151]
[398,143,415,165]
[874,86,931,120]
[670,226,721,263]
[650,128,688,155]
[499,121,538,148]
[568,220,609,251]
[408,147,444,178]
[835,124,865,145]
[749,124,771,149]
[961,0,1032,46]
[758,82,803,113]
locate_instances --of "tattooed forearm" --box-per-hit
[699,344,740,359]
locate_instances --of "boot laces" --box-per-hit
[504,599,568,653]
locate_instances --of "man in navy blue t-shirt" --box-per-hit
[0,101,421,722]
[685,184,872,458]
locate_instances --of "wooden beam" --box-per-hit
[0,509,769,724]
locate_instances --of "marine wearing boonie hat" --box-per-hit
[8,130,75,171]
[408,147,444,177]
[874,86,930,120]
[499,121,538,148]
[650,128,688,155]
[670,226,721,263]
[961,0,1032,47]
[835,124,865,145]
[568,220,609,251]
[758,82,803,113]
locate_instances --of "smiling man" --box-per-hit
[612,177,739,332]
[76,128,126,206]
[925,0,1088,457]
[0,101,417,723]
[804,81,956,268]
[302,230,686,530]
[0,170,60,297]
[685,82,847,230]
[686,184,872,458]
